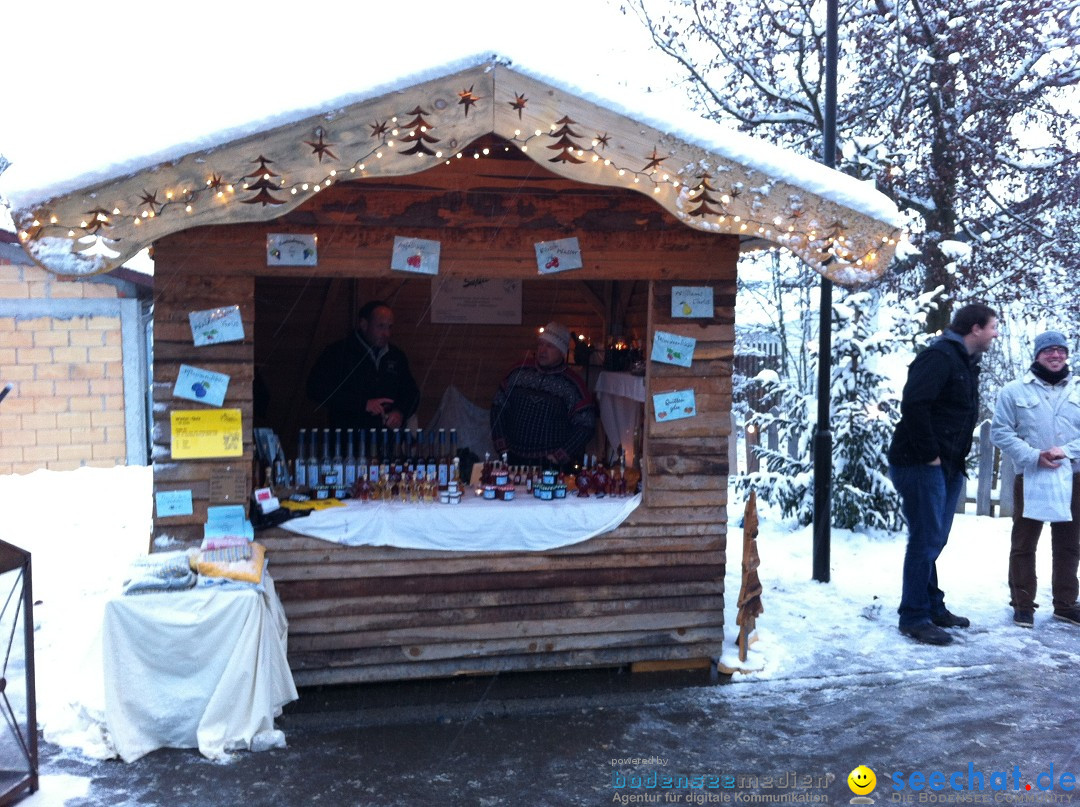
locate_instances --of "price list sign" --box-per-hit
[171,409,244,459]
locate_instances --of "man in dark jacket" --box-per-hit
[491,321,597,472]
[306,300,420,431]
[888,303,999,645]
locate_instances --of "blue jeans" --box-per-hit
[889,463,965,628]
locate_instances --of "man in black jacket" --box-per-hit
[888,303,999,645]
[306,300,420,431]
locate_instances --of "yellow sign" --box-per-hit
[170,409,243,459]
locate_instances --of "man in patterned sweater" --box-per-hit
[490,322,598,472]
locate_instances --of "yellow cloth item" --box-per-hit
[195,542,266,584]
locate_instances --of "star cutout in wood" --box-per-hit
[509,93,528,119]
[643,149,667,172]
[304,129,338,163]
[83,207,113,234]
[458,85,480,117]
[138,190,161,215]
[594,133,611,150]
[370,120,390,139]
[207,173,225,192]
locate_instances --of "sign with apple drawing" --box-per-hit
[652,389,696,422]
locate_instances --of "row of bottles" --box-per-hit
[288,427,459,499]
[473,448,635,501]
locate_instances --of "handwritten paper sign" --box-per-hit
[651,331,697,367]
[431,278,522,324]
[535,237,583,274]
[391,236,441,275]
[171,409,243,459]
[672,286,714,318]
[652,389,697,422]
[267,233,317,266]
[173,364,230,407]
[155,489,193,517]
[189,306,245,346]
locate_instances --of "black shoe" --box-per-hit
[900,623,954,645]
[1013,609,1034,628]
[931,609,971,629]
[1053,607,1080,626]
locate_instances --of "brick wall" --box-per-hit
[0,261,129,474]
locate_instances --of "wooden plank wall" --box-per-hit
[150,139,737,682]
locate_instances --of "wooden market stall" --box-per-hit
[9,55,901,686]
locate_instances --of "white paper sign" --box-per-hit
[189,305,245,346]
[653,388,697,422]
[173,364,230,407]
[391,236,441,275]
[267,233,317,266]
[672,286,714,318]
[431,278,522,324]
[155,489,193,517]
[535,237,583,274]
[651,331,697,367]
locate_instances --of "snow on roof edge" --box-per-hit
[3,51,902,229]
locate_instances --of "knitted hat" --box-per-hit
[538,322,571,356]
[1034,331,1068,358]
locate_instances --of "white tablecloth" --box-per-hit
[595,371,646,467]
[281,492,642,551]
[102,574,298,762]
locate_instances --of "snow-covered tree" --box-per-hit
[624,0,1080,331]
[736,288,939,530]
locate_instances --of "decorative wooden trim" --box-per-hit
[13,60,900,284]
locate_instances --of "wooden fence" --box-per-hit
[734,416,1015,518]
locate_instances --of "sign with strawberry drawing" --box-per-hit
[391,236,441,275]
[652,389,697,422]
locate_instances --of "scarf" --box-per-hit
[1030,361,1070,386]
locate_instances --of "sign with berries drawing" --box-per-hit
[189,305,245,346]
[173,364,230,407]
[650,331,696,367]
[391,236,441,275]
[652,389,697,422]
[534,237,582,274]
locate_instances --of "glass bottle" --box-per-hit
[426,430,438,486]
[332,428,345,483]
[392,428,404,476]
[368,428,380,485]
[305,429,320,489]
[414,428,427,483]
[344,429,357,488]
[357,428,369,485]
[437,429,449,490]
[380,428,391,483]
[295,429,308,490]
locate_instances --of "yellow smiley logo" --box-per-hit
[848,765,877,795]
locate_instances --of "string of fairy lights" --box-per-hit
[16,99,900,276]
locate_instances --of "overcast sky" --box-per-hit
[0,0,675,204]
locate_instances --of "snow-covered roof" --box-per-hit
[5,52,903,284]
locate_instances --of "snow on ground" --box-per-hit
[0,465,1070,779]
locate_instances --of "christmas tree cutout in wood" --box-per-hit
[546,116,587,165]
[241,156,287,206]
[398,107,440,156]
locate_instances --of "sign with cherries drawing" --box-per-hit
[651,330,696,367]
[653,389,697,422]
[534,237,582,274]
[391,236,441,275]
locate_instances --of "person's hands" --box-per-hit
[1039,447,1066,469]
[383,410,404,428]
[927,457,942,466]
[366,397,393,417]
